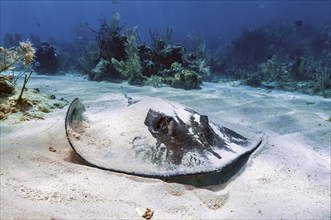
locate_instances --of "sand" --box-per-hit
[1,74,330,219]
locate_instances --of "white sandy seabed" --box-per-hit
[1,74,330,219]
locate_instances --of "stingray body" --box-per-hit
[65,96,264,177]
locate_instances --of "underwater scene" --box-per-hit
[0,0,330,219]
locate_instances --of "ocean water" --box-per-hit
[1,0,330,45]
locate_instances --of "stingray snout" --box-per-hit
[144,109,175,135]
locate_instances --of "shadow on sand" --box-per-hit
[66,146,254,191]
[162,152,252,190]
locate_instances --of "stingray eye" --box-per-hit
[156,116,173,131]
[165,116,172,123]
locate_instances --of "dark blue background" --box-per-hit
[1,0,330,46]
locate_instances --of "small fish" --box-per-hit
[295,20,303,27]
[36,22,41,27]
[81,22,88,27]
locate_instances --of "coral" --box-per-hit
[159,45,185,69]
[0,42,71,121]
[196,59,211,79]
[312,65,331,96]
[111,35,146,85]
[170,62,183,73]
[289,56,318,81]
[0,41,35,100]
[80,13,208,90]
[149,27,173,48]
[79,13,208,89]
[144,60,203,89]
[259,55,289,81]
[0,98,30,120]
[127,71,146,86]
[0,47,21,72]
[0,40,35,72]
[17,71,33,101]
[110,58,125,74]
[187,32,208,60]
[33,42,59,74]
[96,14,126,61]
[19,41,35,67]
[232,28,272,64]
[0,75,15,96]
[172,69,202,90]
[78,43,100,76]
[144,75,165,87]
[244,72,263,87]
[0,87,69,121]
[90,59,111,81]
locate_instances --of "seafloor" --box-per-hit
[1,74,330,219]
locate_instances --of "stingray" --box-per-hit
[65,90,264,178]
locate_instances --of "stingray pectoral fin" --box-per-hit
[65,97,89,147]
[65,98,96,167]
[65,98,86,127]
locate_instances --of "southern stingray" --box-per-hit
[65,88,264,178]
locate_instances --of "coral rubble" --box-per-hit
[0,42,68,122]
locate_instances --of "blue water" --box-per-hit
[1,0,330,46]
